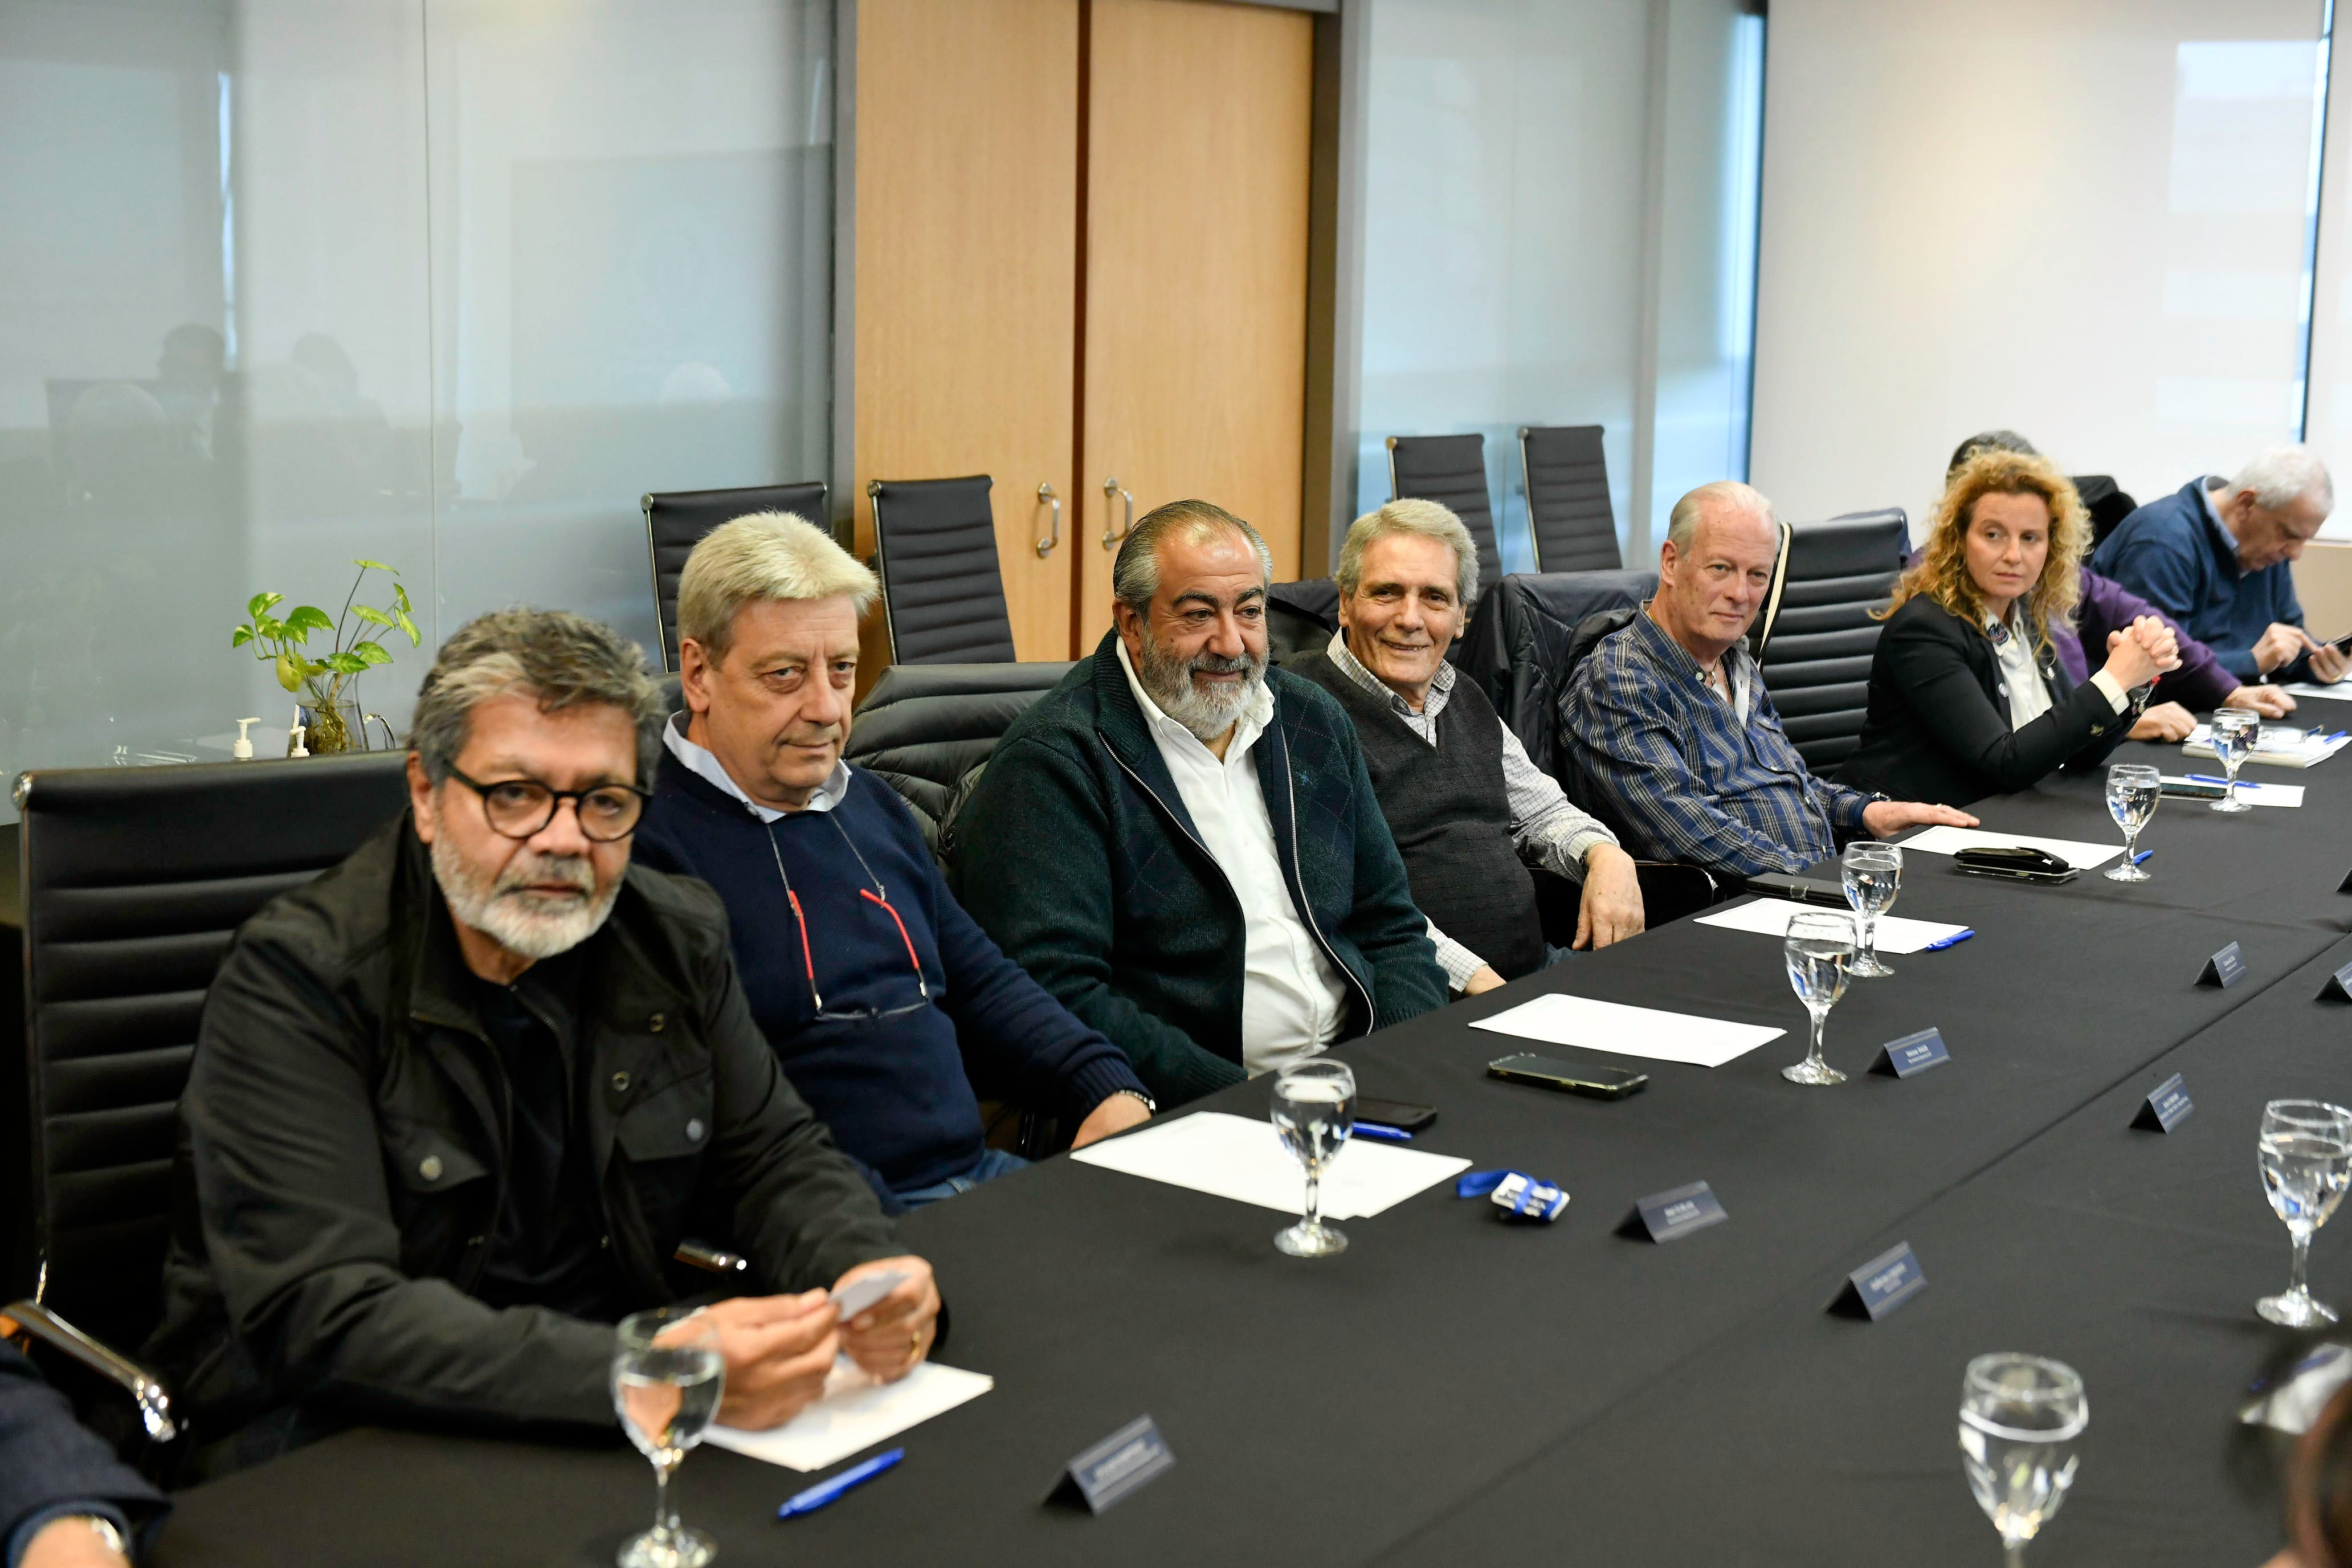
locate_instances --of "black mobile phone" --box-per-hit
[1951,844,2077,885]
[1353,1096,1437,1132]
[1485,1052,1649,1100]
[1740,871,1850,908]
[2160,778,2227,801]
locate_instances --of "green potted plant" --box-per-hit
[232,558,422,753]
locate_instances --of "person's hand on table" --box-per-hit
[1460,965,1506,995]
[2130,701,2195,743]
[2232,684,2298,718]
[835,1256,939,1384]
[1861,801,1978,839]
[19,1517,130,1568]
[698,1292,839,1430]
[2253,622,2319,676]
[1574,843,1645,950]
[1069,1091,1151,1150]
[2310,638,2351,684]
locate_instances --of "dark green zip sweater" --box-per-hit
[950,631,1445,1106]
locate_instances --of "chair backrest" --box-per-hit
[9,754,411,1350]
[1519,425,1623,573]
[1267,578,1342,664]
[642,482,828,672]
[2071,475,2137,549]
[868,476,1018,665]
[1750,508,1907,773]
[843,661,1073,866]
[1451,570,1656,782]
[1386,434,1504,594]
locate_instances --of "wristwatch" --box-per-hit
[1110,1089,1157,1113]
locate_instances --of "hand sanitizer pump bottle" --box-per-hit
[231,717,261,760]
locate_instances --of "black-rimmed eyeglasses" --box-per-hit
[446,767,650,843]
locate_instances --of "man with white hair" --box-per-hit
[2090,444,2351,685]
[954,499,1446,1107]
[632,512,1154,1209]
[1289,499,1645,994]
[1561,481,1976,877]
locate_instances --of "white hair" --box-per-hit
[1335,498,1480,606]
[1666,480,1774,553]
[2227,444,2334,513]
[678,511,879,659]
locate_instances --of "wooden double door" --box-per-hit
[852,0,1314,667]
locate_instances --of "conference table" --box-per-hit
[153,735,2352,1566]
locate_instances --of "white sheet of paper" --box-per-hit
[1894,824,2125,869]
[704,1358,993,1473]
[2278,681,2352,702]
[1692,897,1971,953]
[1467,992,1785,1068]
[1068,1110,1469,1219]
[2158,775,2305,808]
[2183,724,2351,770]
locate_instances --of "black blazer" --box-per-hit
[1838,595,2138,807]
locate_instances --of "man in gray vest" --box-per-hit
[1289,500,1644,994]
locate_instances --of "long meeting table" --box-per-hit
[153,738,2352,1566]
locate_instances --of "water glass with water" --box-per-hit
[1958,1352,2085,1568]
[1840,843,1901,977]
[2210,707,2261,813]
[1272,1057,1355,1257]
[2257,1099,2352,1326]
[1781,911,1856,1086]
[612,1306,725,1568]
[2102,763,2160,883]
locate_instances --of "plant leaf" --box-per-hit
[231,626,253,648]
[275,654,303,692]
[397,614,421,646]
[352,558,394,573]
[248,591,283,619]
[352,604,394,627]
[321,651,370,675]
[285,605,336,635]
[350,639,394,667]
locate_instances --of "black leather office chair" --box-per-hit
[2071,475,2137,549]
[1453,570,1656,777]
[1519,425,1622,572]
[868,476,1019,665]
[1386,435,1504,595]
[643,482,829,672]
[4,753,411,1442]
[1748,508,1907,773]
[1267,579,1342,663]
[844,661,1074,869]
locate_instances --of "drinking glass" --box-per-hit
[1840,843,1902,978]
[2256,1100,2352,1326]
[1958,1353,2086,1568]
[1781,912,1856,1086]
[2209,706,2261,813]
[2101,763,2160,883]
[1272,1057,1355,1257]
[612,1306,725,1568]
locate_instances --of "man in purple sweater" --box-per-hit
[633,511,1154,1211]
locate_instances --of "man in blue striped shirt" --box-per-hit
[1559,481,1975,877]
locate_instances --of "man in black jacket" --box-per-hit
[1,1343,164,1566]
[148,608,938,1474]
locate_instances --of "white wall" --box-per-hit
[1750,0,2326,535]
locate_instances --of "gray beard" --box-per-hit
[1136,634,1268,741]
[430,833,620,961]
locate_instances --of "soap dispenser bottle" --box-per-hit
[231,717,261,760]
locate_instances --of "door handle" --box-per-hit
[1101,476,1134,549]
[1036,482,1061,557]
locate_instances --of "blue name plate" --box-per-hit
[1619,1181,1728,1243]
[2132,1073,2194,1133]
[2200,942,2248,988]
[1869,1027,1950,1079]
[1054,1415,1175,1514]
[1832,1242,1928,1320]
[2319,961,2352,1003]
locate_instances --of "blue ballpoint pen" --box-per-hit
[778,1448,905,1519]
[1923,929,1975,951]
[2187,774,2259,791]
[2131,850,2153,866]
[1353,1121,1411,1142]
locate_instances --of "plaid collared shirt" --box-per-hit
[1559,607,1875,876]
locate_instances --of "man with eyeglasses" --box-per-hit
[631,512,1155,1211]
[148,607,938,1475]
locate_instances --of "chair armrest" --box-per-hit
[1,1300,178,1441]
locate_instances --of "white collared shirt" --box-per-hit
[1981,611,2128,730]
[1113,640,1347,1073]
[662,712,851,820]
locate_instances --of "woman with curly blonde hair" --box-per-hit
[1838,448,2182,806]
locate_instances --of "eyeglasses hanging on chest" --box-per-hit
[765,812,932,1023]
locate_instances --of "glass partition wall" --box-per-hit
[0,0,834,816]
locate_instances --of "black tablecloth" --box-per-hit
[152,736,2352,1566]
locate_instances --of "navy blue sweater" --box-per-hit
[2089,477,2310,683]
[634,749,1145,1194]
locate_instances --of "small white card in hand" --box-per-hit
[705,1357,993,1473]
[830,1267,913,1320]
[1694,897,1971,953]
[1469,992,1783,1068]
[1894,824,2125,869]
